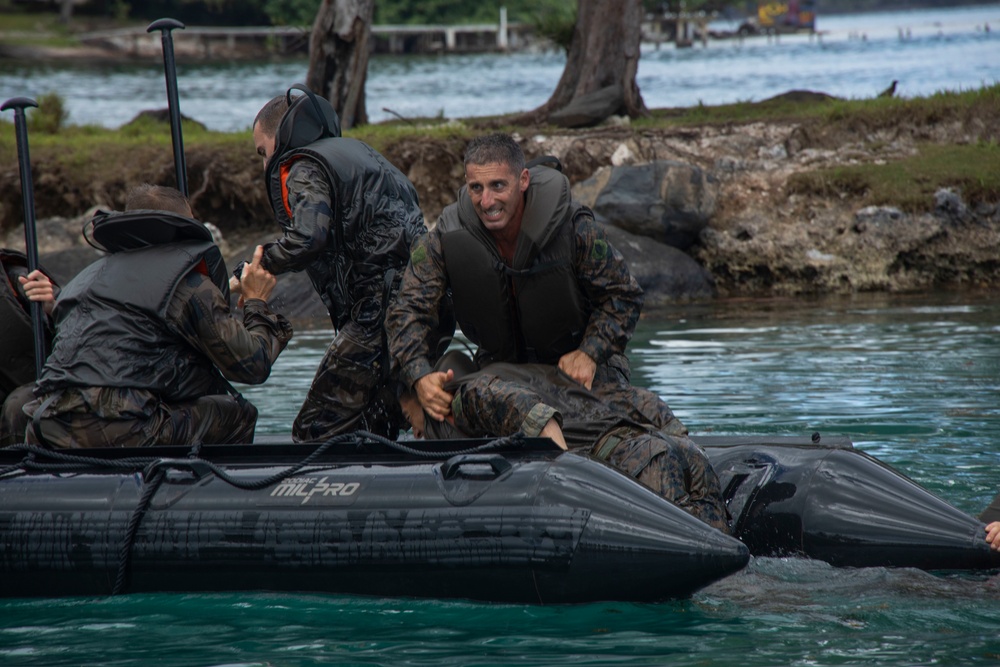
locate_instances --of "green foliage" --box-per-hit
[27,92,69,135]
[527,1,576,52]
[374,0,574,26]
[262,0,319,26]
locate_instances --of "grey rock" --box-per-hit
[591,160,718,251]
[601,221,715,305]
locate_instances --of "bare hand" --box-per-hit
[238,245,276,307]
[540,417,568,450]
[987,522,1000,551]
[558,349,597,390]
[415,369,454,422]
[18,270,56,315]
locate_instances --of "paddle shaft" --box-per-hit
[1,97,47,378]
[147,18,188,196]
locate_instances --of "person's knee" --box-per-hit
[0,383,35,446]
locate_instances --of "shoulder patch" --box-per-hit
[411,245,428,265]
[590,239,608,261]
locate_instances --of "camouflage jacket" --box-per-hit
[27,271,292,421]
[444,363,683,449]
[387,212,643,389]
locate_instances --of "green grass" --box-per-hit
[638,83,1000,130]
[786,141,1000,212]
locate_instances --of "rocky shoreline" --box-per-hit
[3,95,998,322]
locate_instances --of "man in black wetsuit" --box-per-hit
[22,184,292,448]
[246,85,428,442]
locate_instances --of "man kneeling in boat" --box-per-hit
[20,184,293,448]
[398,351,731,533]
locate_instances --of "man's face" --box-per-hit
[253,124,276,169]
[465,161,529,234]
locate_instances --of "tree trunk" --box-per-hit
[518,0,648,127]
[306,0,375,129]
[58,0,74,23]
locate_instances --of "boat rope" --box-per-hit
[113,467,165,596]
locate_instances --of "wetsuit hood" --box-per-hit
[264,84,342,185]
[85,209,214,253]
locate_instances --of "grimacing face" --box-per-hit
[465,161,529,234]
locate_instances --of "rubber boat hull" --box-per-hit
[2,435,994,602]
[0,439,749,603]
[700,436,1000,571]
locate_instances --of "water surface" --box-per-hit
[1,5,998,130]
[3,291,999,666]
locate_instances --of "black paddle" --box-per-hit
[1,96,47,378]
[147,18,188,196]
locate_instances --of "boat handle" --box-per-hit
[441,454,513,480]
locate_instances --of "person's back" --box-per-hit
[23,184,292,448]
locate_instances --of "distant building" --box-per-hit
[757,0,817,32]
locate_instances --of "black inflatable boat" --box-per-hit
[0,433,995,603]
[0,435,749,603]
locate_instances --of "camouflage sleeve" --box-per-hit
[167,272,294,385]
[573,212,644,364]
[385,228,451,388]
[451,373,560,437]
[260,159,335,275]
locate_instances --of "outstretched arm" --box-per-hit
[259,160,335,275]
[385,230,455,409]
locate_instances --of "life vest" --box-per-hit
[437,165,589,364]
[36,218,233,403]
[265,136,424,329]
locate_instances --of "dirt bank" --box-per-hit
[3,91,999,300]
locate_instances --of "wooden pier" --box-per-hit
[78,9,532,59]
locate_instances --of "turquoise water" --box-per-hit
[1,5,998,130]
[4,291,993,666]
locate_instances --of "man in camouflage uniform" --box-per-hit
[247,86,427,442]
[386,132,646,427]
[399,353,729,532]
[22,184,292,448]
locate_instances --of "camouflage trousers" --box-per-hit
[593,426,731,533]
[981,490,1000,523]
[292,318,404,443]
[24,393,257,448]
[0,383,33,447]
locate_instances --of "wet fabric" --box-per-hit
[386,183,643,395]
[597,427,729,532]
[436,166,587,365]
[290,315,404,443]
[23,270,291,448]
[35,241,233,401]
[25,392,257,449]
[443,362,729,532]
[0,383,33,447]
[981,490,1000,523]
[261,153,424,442]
